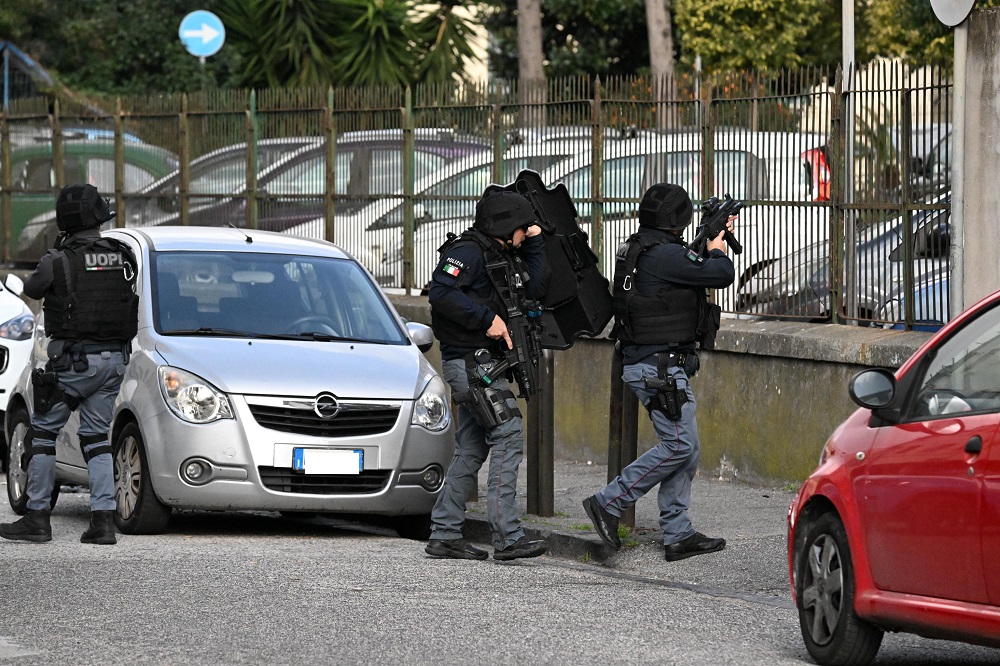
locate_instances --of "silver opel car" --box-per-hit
[3,227,452,538]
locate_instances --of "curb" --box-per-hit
[464,515,616,564]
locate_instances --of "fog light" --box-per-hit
[181,459,212,485]
[421,465,443,491]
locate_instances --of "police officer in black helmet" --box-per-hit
[583,183,736,562]
[0,184,138,545]
[424,189,550,562]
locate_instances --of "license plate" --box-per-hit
[292,448,363,475]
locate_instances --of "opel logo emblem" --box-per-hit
[313,393,340,419]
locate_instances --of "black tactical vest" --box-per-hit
[612,233,703,346]
[43,236,139,341]
[431,230,516,350]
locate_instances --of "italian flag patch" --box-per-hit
[443,263,461,277]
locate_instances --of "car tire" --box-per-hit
[391,513,433,541]
[796,512,883,666]
[5,405,59,514]
[113,421,171,535]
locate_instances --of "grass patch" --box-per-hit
[569,523,593,531]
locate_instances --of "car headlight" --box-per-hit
[0,312,36,341]
[412,375,450,432]
[158,366,234,424]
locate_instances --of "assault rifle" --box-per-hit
[484,258,544,399]
[686,194,744,261]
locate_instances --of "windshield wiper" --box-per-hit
[295,331,376,343]
[166,327,291,340]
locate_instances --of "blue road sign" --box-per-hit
[179,10,225,58]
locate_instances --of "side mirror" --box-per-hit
[405,321,434,353]
[917,220,951,259]
[849,368,896,409]
[3,273,24,297]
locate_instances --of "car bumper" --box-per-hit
[125,394,453,516]
[0,340,33,413]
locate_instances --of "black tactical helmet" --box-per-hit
[56,183,115,233]
[473,190,536,241]
[638,183,693,231]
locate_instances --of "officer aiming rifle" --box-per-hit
[686,194,744,262]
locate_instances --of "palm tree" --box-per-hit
[218,0,479,89]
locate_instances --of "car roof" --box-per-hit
[314,139,592,227]
[109,225,352,259]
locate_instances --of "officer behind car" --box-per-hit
[0,183,138,546]
[583,183,736,561]
[423,189,550,562]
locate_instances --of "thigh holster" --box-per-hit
[642,354,690,422]
[453,353,521,429]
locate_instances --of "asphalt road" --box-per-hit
[1,478,999,666]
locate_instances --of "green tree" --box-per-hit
[861,0,1000,65]
[483,0,651,80]
[673,0,826,71]
[0,0,241,95]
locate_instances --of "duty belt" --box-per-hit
[659,351,691,368]
[81,342,126,354]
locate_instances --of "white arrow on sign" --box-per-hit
[183,23,220,44]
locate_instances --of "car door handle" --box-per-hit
[965,435,982,455]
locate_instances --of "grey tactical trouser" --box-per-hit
[593,361,700,546]
[430,358,527,550]
[26,350,126,512]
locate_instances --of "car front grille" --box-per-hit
[257,467,391,494]
[248,403,400,437]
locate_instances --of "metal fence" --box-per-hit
[0,62,952,329]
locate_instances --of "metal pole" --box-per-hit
[950,23,967,320]
[526,349,554,517]
[605,346,637,529]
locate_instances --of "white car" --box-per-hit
[3,227,452,538]
[0,274,34,419]
[286,140,595,287]
[392,129,830,304]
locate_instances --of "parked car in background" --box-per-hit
[3,226,453,539]
[740,193,950,325]
[878,271,949,332]
[374,130,828,294]
[290,139,593,287]
[14,129,491,265]
[788,286,1000,665]
[4,139,178,263]
[123,136,322,227]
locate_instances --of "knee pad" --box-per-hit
[79,433,112,462]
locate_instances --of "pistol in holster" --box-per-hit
[31,367,64,414]
[453,350,521,429]
[643,374,688,421]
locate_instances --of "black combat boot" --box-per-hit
[0,509,52,543]
[80,510,117,545]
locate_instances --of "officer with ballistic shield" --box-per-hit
[424,189,550,562]
[0,184,138,545]
[583,183,737,561]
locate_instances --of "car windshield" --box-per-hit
[151,251,406,343]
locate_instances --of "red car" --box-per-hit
[787,288,1000,665]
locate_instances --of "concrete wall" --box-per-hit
[391,294,933,486]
